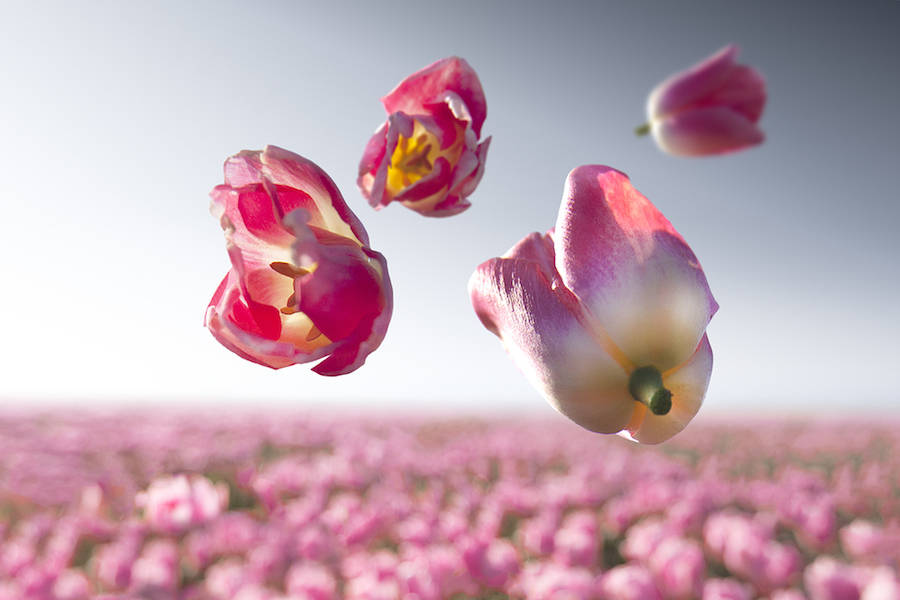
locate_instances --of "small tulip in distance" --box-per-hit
[205,145,392,376]
[637,45,766,157]
[358,56,491,217]
[469,166,717,443]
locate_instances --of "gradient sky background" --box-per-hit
[1,1,898,418]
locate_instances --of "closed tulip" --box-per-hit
[470,166,716,443]
[638,45,766,157]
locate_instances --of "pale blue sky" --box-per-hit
[1,1,898,416]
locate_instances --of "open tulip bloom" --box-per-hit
[358,56,491,217]
[469,166,717,443]
[637,44,766,157]
[205,146,392,376]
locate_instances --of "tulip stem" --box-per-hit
[634,123,651,137]
[628,366,672,416]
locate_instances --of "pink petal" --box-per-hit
[647,45,738,120]
[704,64,766,123]
[653,106,764,156]
[626,334,713,444]
[469,235,635,434]
[312,247,393,377]
[382,56,487,138]
[555,166,717,372]
[453,136,491,199]
[260,145,370,246]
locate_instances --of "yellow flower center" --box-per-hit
[385,119,466,195]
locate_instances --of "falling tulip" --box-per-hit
[637,45,766,157]
[205,145,393,376]
[358,56,491,217]
[469,166,717,443]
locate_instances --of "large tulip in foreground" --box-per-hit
[358,56,491,217]
[469,166,717,443]
[638,45,766,157]
[205,145,392,376]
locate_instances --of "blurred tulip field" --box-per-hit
[1,412,898,599]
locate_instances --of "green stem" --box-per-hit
[628,366,672,415]
[634,122,651,137]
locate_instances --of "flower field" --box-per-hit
[1,412,898,599]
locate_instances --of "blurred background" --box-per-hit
[1,0,898,418]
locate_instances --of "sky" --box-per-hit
[1,0,898,418]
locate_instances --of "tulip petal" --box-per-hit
[625,335,713,444]
[312,248,393,376]
[652,106,764,157]
[704,64,766,122]
[555,166,717,371]
[260,145,370,247]
[382,56,487,138]
[647,45,738,120]
[469,237,635,434]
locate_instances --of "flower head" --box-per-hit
[469,166,716,443]
[358,56,491,217]
[639,45,766,156]
[206,145,393,376]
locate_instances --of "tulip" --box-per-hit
[702,578,753,600]
[205,145,393,375]
[469,166,717,443]
[601,564,663,600]
[358,56,491,216]
[136,474,227,533]
[637,45,766,156]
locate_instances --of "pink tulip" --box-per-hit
[358,56,491,217]
[284,562,337,600]
[53,569,93,600]
[601,564,663,600]
[639,45,766,156]
[649,537,706,600]
[469,166,717,443]
[841,520,889,563]
[703,578,753,600]
[136,474,227,533]
[804,558,862,600]
[461,537,521,590]
[512,562,601,600]
[861,569,900,600]
[206,145,393,375]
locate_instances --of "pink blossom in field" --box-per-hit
[53,569,92,600]
[205,145,393,376]
[469,166,716,443]
[641,45,766,156]
[769,590,809,600]
[553,510,600,568]
[518,512,559,557]
[804,557,863,600]
[622,517,673,562]
[129,539,179,596]
[841,520,890,564]
[205,559,259,600]
[284,562,337,600]
[703,578,754,600]
[136,474,227,533]
[461,536,521,589]
[358,56,491,217]
[860,568,900,600]
[512,561,601,600]
[601,564,663,600]
[650,536,706,600]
